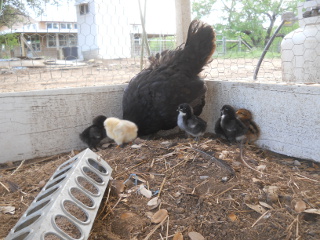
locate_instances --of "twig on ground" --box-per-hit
[294,173,320,183]
[102,196,123,220]
[97,187,111,219]
[188,146,235,176]
[11,160,25,175]
[239,143,266,175]
[0,181,10,192]
[251,210,270,227]
[166,216,169,240]
[158,177,166,198]
[114,160,148,179]
[143,215,168,240]
[162,157,190,173]
[296,215,300,240]
[212,184,237,199]
[191,179,210,194]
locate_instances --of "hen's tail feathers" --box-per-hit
[148,20,216,75]
[183,20,216,74]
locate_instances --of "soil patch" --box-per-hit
[1,133,320,239]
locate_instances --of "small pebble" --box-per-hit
[293,160,301,166]
[38,180,46,188]
[199,176,209,180]
[174,207,185,214]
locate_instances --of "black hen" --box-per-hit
[214,105,247,143]
[122,20,216,136]
[80,115,107,151]
[177,103,207,141]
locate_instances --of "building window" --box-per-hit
[69,34,77,46]
[79,3,89,15]
[47,34,77,48]
[59,34,67,47]
[27,35,41,52]
[47,23,59,30]
[47,34,56,47]
[74,24,77,29]
[60,23,67,29]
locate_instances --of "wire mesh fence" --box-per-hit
[0,0,319,93]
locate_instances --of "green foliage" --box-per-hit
[0,0,69,28]
[192,0,303,49]
[0,32,19,49]
[148,36,176,52]
[216,48,281,59]
[192,0,216,19]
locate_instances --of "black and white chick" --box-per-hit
[177,103,207,141]
[214,105,248,143]
[80,115,107,151]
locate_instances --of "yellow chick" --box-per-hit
[104,117,138,147]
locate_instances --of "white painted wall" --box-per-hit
[0,81,319,163]
[76,0,131,60]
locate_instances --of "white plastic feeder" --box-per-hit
[281,0,320,83]
[5,148,112,240]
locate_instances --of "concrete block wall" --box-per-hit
[0,85,125,163]
[0,81,319,163]
[203,81,320,162]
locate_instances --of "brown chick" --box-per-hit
[104,117,138,147]
[236,108,260,143]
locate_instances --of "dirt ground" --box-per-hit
[1,133,320,240]
[0,58,283,93]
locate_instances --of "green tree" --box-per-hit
[0,0,66,28]
[192,0,216,19]
[191,0,302,48]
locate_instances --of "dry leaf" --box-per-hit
[149,173,155,179]
[0,206,15,215]
[145,211,154,219]
[219,150,229,159]
[245,203,266,214]
[173,232,184,240]
[303,209,320,215]
[111,180,125,193]
[147,197,161,210]
[252,178,263,183]
[294,200,306,213]
[201,144,209,149]
[188,231,205,240]
[139,185,152,198]
[173,191,181,198]
[228,212,237,221]
[151,209,168,223]
[119,193,130,198]
[263,186,279,202]
[256,165,266,171]
[259,201,273,209]
[263,186,279,194]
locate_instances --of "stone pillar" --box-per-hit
[175,0,191,46]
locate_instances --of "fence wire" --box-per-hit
[0,0,318,93]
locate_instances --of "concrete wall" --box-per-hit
[203,81,320,162]
[0,81,319,163]
[0,85,125,163]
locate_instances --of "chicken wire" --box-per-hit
[0,0,319,93]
